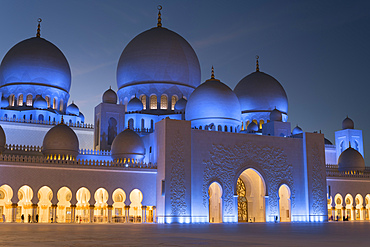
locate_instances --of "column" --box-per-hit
[89,205,95,223]
[124,206,130,223]
[51,205,57,223]
[108,205,113,223]
[361,207,366,220]
[141,206,147,223]
[341,207,345,221]
[351,207,355,221]
[70,205,76,223]
[153,206,156,223]
[11,203,17,223]
[32,204,37,223]
[331,207,335,221]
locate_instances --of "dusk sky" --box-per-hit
[0,1,369,163]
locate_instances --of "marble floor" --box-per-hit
[0,221,369,246]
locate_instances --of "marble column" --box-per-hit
[32,204,37,223]
[153,206,156,223]
[124,206,130,223]
[11,203,17,223]
[108,205,113,223]
[141,206,147,223]
[70,205,76,223]
[89,205,95,223]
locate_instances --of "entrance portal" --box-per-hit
[278,184,291,222]
[237,169,266,222]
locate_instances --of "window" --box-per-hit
[160,95,168,110]
[9,95,15,107]
[218,125,222,131]
[59,99,63,111]
[38,114,44,122]
[171,95,178,110]
[18,94,23,106]
[150,95,157,109]
[259,120,264,129]
[26,95,33,106]
[150,119,154,130]
[141,119,145,130]
[53,98,57,109]
[128,119,134,130]
[141,95,147,110]
[45,96,50,108]
[95,120,100,146]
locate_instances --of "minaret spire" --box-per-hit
[256,55,259,72]
[211,66,215,79]
[36,18,42,37]
[157,5,162,28]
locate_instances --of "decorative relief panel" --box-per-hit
[202,142,294,216]
[169,130,187,215]
[311,145,326,215]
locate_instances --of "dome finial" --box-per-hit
[157,5,162,28]
[60,115,65,125]
[211,66,215,79]
[256,55,259,72]
[36,18,42,38]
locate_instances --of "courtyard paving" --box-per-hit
[0,221,368,246]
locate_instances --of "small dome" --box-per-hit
[338,147,365,172]
[42,123,79,158]
[234,71,288,115]
[66,102,79,115]
[0,37,71,92]
[185,77,241,123]
[102,88,117,104]
[0,125,6,153]
[174,97,187,111]
[247,122,258,132]
[111,129,145,161]
[127,96,143,112]
[342,116,354,130]
[33,96,48,109]
[292,125,303,135]
[325,138,333,145]
[0,98,9,108]
[78,112,85,122]
[270,108,282,121]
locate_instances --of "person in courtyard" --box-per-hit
[36,214,38,223]
[21,214,24,223]
[28,214,31,223]
[2,214,5,223]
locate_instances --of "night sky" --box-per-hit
[0,1,369,163]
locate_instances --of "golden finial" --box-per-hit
[60,115,65,125]
[211,66,215,79]
[36,18,42,38]
[157,5,162,28]
[256,55,259,72]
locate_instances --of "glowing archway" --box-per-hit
[0,184,13,222]
[129,189,143,223]
[334,193,343,221]
[237,168,266,222]
[112,188,126,223]
[355,194,363,220]
[278,184,291,222]
[94,188,109,223]
[208,182,222,223]
[37,186,53,223]
[76,187,91,223]
[18,185,33,223]
[57,187,72,223]
[345,194,354,220]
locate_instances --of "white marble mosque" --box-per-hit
[0,9,368,224]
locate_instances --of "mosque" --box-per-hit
[0,8,369,224]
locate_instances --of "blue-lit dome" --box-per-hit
[185,76,241,126]
[33,96,48,109]
[66,102,79,116]
[270,108,282,121]
[127,96,143,112]
[247,122,258,132]
[342,116,354,130]
[234,71,288,115]
[111,129,145,161]
[174,97,187,111]
[0,37,71,92]
[78,112,85,122]
[292,125,303,135]
[117,27,201,90]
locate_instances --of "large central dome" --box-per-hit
[0,37,71,92]
[116,27,201,90]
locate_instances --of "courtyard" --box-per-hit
[0,222,369,246]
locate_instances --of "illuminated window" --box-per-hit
[9,94,15,107]
[26,95,33,106]
[160,95,167,110]
[171,95,178,110]
[59,99,63,111]
[128,118,134,129]
[141,95,146,110]
[252,119,258,125]
[18,94,23,106]
[150,95,157,110]
[53,98,57,109]
[45,96,50,108]
[259,120,264,129]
